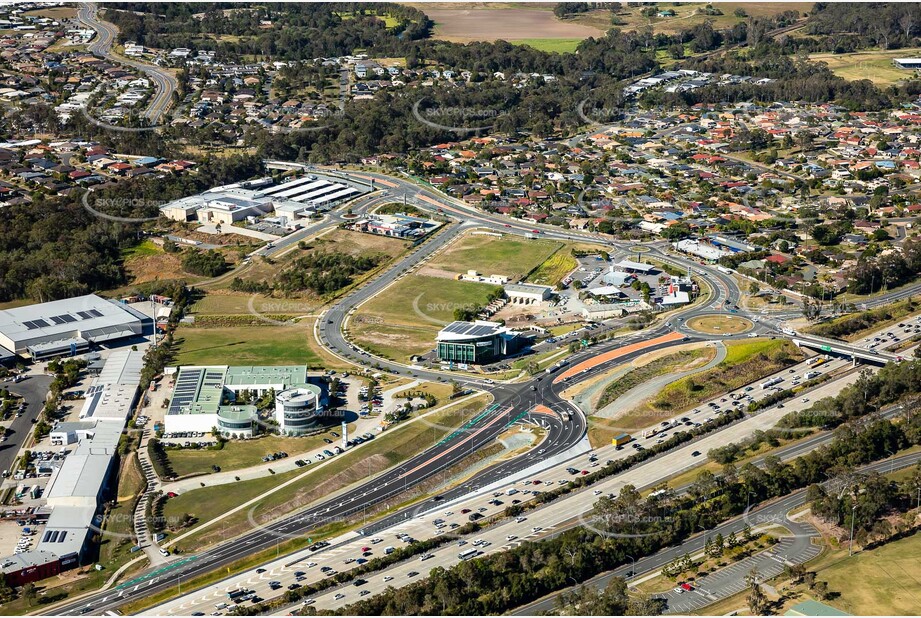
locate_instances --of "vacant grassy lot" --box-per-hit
[805,531,921,615]
[168,393,491,550]
[573,2,811,36]
[350,275,499,361]
[645,339,802,414]
[164,431,355,477]
[810,49,921,86]
[173,325,322,366]
[512,38,582,53]
[596,348,715,411]
[424,233,562,281]
[528,249,578,287]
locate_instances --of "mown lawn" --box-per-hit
[164,430,355,477]
[172,325,322,366]
[511,38,582,53]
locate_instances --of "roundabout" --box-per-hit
[685,314,754,336]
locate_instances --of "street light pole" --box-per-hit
[849,503,857,556]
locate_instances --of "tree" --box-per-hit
[746,569,767,615]
[22,583,36,607]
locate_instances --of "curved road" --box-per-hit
[78,2,178,123]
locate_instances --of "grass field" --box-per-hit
[121,239,163,260]
[686,315,754,335]
[646,339,801,414]
[511,38,582,53]
[424,233,562,281]
[166,393,491,550]
[173,325,323,366]
[528,249,578,287]
[350,275,500,361]
[596,348,715,412]
[164,431,355,477]
[810,49,921,86]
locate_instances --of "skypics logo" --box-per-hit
[81,192,161,223]
[412,98,503,135]
[576,500,673,540]
[81,96,347,135]
[247,296,315,327]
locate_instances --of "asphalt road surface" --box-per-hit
[0,375,52,477]
[78,3,178,123]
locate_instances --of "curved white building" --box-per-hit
[275,384,324,435]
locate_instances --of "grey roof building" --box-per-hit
[0,294,151,359]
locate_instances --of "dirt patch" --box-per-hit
[422,5,604,42]
[125,252,188,284]
[417,265,462,280]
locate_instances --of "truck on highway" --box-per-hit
[228,589,251,602]
[761,376,783,389]
[612,433,633,447]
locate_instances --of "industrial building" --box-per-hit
[0,294,151,360]
[894,58,921,69]
[673,238,732,262]
[435,321,526,365]
[0,350,143,587]
[504,283,553,305]
[164,365,328,436]
[159,173,367,228]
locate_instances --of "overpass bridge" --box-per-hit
[791,334,902,365]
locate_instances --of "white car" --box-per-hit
[334,593,345,600]
[303,599,316,606]
[801,397,809,403]
[383,576,394,582]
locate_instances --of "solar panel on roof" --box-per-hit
[60,314,77,323]
[77,311,92,319]
[32,319,49,328]
[50,315,68,325]
[88,309,104,318]
[22,320,37,330]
